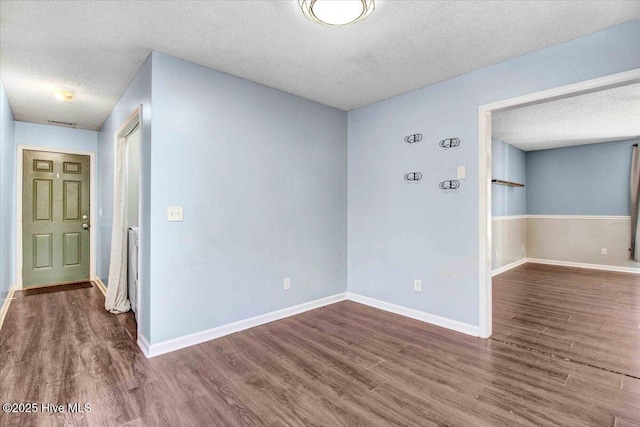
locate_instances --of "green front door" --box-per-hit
[22,150,90,288]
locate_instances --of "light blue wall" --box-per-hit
[149,53,347,343]
[15,122,97,153]
[527,139,637,216]
[347,20,640,327]
[0,81,16,307]
[98,53,152,339]
[492,137,526,216]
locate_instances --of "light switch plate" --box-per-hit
[167,206,184,222]
[457,166,466,180]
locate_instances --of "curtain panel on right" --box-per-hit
[630,144,640,261]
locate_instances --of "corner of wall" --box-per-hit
[97,50,153,341]
[0,80,16,302]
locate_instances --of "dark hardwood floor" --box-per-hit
[0,276,639,426]
[493,263,640,379]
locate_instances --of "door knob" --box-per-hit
[82,223,89,229]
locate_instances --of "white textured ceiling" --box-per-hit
[1,1,639,131]
[493,83,640,151]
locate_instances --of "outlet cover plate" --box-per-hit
[414,279,422,293]
[167,206,184,222]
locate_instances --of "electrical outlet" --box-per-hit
[495,250,499,259]
[167,206,184,222]
[601,248,607,255]
[284,277,291,291]
[414,279,422,293]
[521,243,525,251]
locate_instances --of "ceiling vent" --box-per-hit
[48,120,76,128]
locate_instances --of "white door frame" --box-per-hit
[478,67,640,338]
[16,145,97,290]
[114,107,142,189]
[114,106,142,318]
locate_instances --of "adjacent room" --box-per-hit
[1,1,639,426]
[491,82,640,377]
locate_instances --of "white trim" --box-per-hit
[144,292,348,358]
[526,215,630,220]
[94,277,107,297]
[0,286,16,331]
[347,292,480,337]
[16,145,96,290]
[478,68,640,339]
[492,215,527,221]
[137,332,151,358]
[480,68,640,113]
[492,258,527,276]
[116,108,142,139]
[525,258,640,274]
[478,108,492,338]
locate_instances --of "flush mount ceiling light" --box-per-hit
[299,0,375,26]
[53,88,75,102]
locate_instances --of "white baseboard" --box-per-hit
[145,292,348,358]
[137,332,151,358]
[526,258,640,274]
[347,292,480,337]
[93,277,107,296]
[0,285,16,331]
[142,291,483,358]
[492,258,527,276]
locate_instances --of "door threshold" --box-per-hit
[22,280,92,290]
[20,281,93,297]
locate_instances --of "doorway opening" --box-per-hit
[124,123,140,318]
[105,106,142,322]
[478,68,640,377]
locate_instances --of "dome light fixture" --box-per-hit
[53,88,75,102]
[299,0,375,26]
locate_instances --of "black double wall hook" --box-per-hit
[405,134,422,144]
[404,172,422,181]
[439,138,460,149]
[439,180,460,190]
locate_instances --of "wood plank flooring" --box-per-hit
[493,263,640,379]
[0,276,638,426]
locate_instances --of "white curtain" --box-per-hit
[105,136,131,313]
